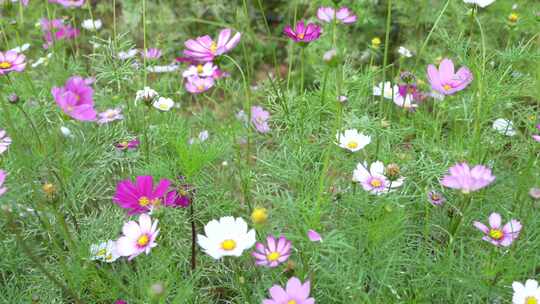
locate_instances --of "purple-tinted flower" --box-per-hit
[317,7,357,24]
[115,139,140,151]
[164,177,193,208]
[0,129,12,154]
[49,0,84,7]
[52,76,97,121]
[251,106,271,133]
[40,18,80,49]
[183,28,241,63]
[185,76,215,94]
[0,51,26,75]
[427,190,445,206]
[113,176,172,215]
[182,62,217,78]
[393,84,423,109]
[532,124,540,142]
[212,68,230,80]
[283,21,322,43]
[427,58,473,95]
[116,213,159,260]
[263,277,315,304]
[252,235,292,268]
[440,162,495,194]
[142,48,162,60]
[307,229,322,242]
[353,161,404,195]
[473,212,521,247]
[97,108,123,124]
[114,300,127,304]
[0,170,7,197]
[529,187,540,200]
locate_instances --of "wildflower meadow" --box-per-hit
[1,0,540,303]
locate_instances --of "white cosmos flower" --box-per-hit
[147,64,180,73]
[197,216,256,260]
[31,53,53,68]
[81,19,102,31]
[397,46,413,58]
[512,280,540,304]
[60,126,73,138]
[90,240,120,263]
[118,49,138,60]
[135,86,158,104]
[182,62,217,78]
[353,161,404,195]
[10,43,30,53]
[463,0,496,8]
[492,118,516,136]
[373,82,397,100]
[336,129,371,152]
[153,97,175,111]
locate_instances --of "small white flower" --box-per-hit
[147,64,180,73]
[197,216,256,260]
[198,130,209,142]
[10,43,30,53]
[373,82,397,100]
[153,97,174,111]
[81,19,102,31]
[135,86,158,104]
[463,0,496,8]
[512,280,540,304]
[338,95,348,103]
[60,126,73,138]
[323,48,337,62]
[236,110,248,123]
[336,129,371,152]
[182,62,216,78]
[117,49,138,60]
[397,46,413,58]
[492,118,516,136]
[31,53,53,68]
[90,240,120,263]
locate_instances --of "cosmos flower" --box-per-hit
[118,49,138,60]
[97,108,123,124]
[113,175,172,215]
[427,58,473,95]
[252,235,292,268]
[142,48,162,60]
[185,76,215,94]
[90,240,120,263]
[492,118,516,136]
[398,46,413,58]
[40,18,80,49]
[183,28,241,63]
[147,64,180,73]
[81,19,102,31]
[116,213,159,260]
[427,190,445,206]
[463,0,496,8]
[317,7,357,24]
[197,216,256,259]
[182,62,217,78]
[135,86,158,104]
[0,129,12,154]
[153,97,175,111]
[9,43,31,54]
[473,212,521,247]
[188,130,209,145]
[393,84,422,109]
[336,129,371,152]
[373,82,396,100]
[440,162,495,193]
[0,51,26,75]
[283,21,322,43]
[0,170,7,197]
[529,187,540,200]
[532,124,540,142]
[352,161,404,195]
[60,126,73,138]
[52,76,97,121]
[307,229,322,242]
[251,106,271,133]
[49,0,85,7]
[263,277,315,304]
[512,280,540,304]
[115,139,140,151]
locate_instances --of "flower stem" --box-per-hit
[379,0,393,116]
[319,67,330,133]
[190,201,197,271]
[300,47,305,94]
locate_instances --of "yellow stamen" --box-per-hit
[525,296,538,304]
[489,229,503,240]
[267,252,281,262]
[298,33,305,40]
[197,85,204,91]
[221,239,236,251]
[443,84,452,91]
[159,103,169,110]
[119,141,128,148]
[138,196,150,206]
[196,64,204,74]
[346,141,359,149]
[210,42,218,54]
[288,301,297,304]
[508,13,518,23]
[97,248,106,256]
[0,61,12,69]
[370,179,382,188]
[137,234,149,246]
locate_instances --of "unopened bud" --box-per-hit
[8,93,19,104]
[385,163,401,181]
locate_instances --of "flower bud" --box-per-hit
[150,282,165,296]
[8,93,19,104]
[385,163,401,181]
[371,37,381,49]
[251,207,268,225]
[42,183,56,198]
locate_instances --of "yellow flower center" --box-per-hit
[526,297,538,304]
[210,42,218,54]
[66,105,74,112]
[137,234,150,246]
[159,103,169,110]
[105,254,113,261]
[431,194,440,201]
[267,251,281,262]
[97,248,106,256]
[138,196,150,206]
[298,33,305,40]
[346,141,359,149]
[221,239,236,251]
[251,208,268,224]
[370,179,383,188]
[443,84,452,91]
[0,61,12,69]
[197,85,204,91]
[489,229,503,240]
[196,64,204,74]
[509,13,518,23]
[288,301,297,304]
[119,141,128,148]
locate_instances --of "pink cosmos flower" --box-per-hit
[252,235,292,268]
[393,84,423,109]
[164,177,193,208]
[41,18,80,49]
[0,170,7,197]
[0,129,12,154]
[114,300,127,304]
[183,28,241,63]
[317,7,357,24]
[115,139,140,151]
[352,161,404,195]
[427,190,445,206]
[427,58,473,95]
[251,106,271,133]
[473,212,521,247]
[113,176,172,215]
[263,277,315,304]
[0,51,26,75]
[52,76,97,121]
[116,213,159,260]
[182,62,217,78]
[97,108,123,124]
[283,21,322,43]
[142,48,162,60]
[49,0,85,7]
[307,229,322,242]
[532,124,540,142]
[440,162,495,193]
[185,76,215,94]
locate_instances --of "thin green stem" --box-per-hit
[414,0,451,68]
[379,0,393,116]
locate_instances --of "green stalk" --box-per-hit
[379,0,393,116]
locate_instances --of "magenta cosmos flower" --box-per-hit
[0,170,7,197]
[440,162,495,193]
[252,235,292,268]
[49,0,85,7]
[41,18,80,49]
[116,213,159,260]
[532,124,540,142]
[142,48,162,60]
[263,277,315,304]
[185,75,215,94]
[0,51,26,75]
[317,7,357,24]
[164,177,193,208]
[113,175,172,215]
[115,139,140,151]
[0,129,12,154]
[284,21,322,43]
[427,190,445,206]
[52,76,97,121]
[251,106,271,133]
[307,229,322,242]
[427,58,473,95]
[183,28,241,63]
[473,212,521,247]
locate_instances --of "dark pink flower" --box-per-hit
[52,76,97,121]
[113,176,172,215]
[164,177,193,208]
[427,58,473,95]
[283,21,322,43]
[0,170,7,197]
[440,162,495,193]
[473,212,521,247]
[263,277,315,304]
[307,229,322,242]
[0,51,26,75]
[115,139,140,151]
[317,7,357,24]
[532,124,540,142]
[142,48,162,60]
[427,190,445,206]
[183,28,241,63]
[114,301,127,304]
[41,18,80,49]
[49,0,85,7]
[252,235,292,268]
